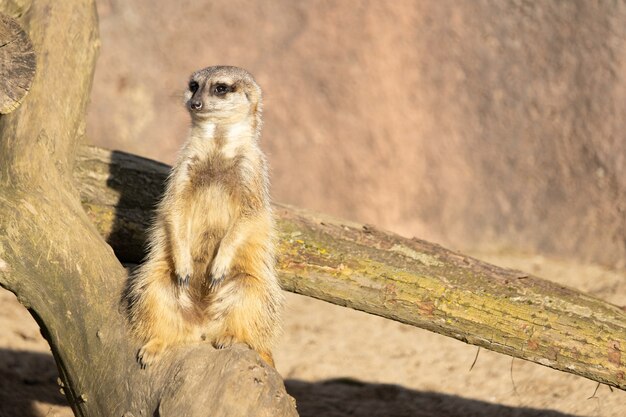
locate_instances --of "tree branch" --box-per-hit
[76,145,626,392]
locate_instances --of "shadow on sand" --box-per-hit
[0,349,67,417]
[286,378,583,417]
[0,347,583,417]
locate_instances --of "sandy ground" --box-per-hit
[0,253,625,417]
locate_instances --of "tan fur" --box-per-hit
[127,66,282,368]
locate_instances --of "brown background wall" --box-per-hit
[89,0,626,267]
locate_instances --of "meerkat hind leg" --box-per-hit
[138,338,167,368]
[211,274,278,367]
[133,269,198,368]
[213,331,275,368]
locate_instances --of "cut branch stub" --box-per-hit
[0,12,36,114]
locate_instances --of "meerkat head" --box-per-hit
[184,66,262,127]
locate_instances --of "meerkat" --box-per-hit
[127,65,282,368]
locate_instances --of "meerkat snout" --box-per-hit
[189,99,203,111]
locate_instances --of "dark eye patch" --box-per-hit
[189,80,199,93]
[213,83,231,96]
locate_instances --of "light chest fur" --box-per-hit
[172,121,265,222]
[162,120,268,287]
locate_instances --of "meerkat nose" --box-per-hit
[190,100,203,111]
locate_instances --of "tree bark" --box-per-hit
[0,2,297,417]
[74,145,626,392]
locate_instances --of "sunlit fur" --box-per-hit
[127,66,282,368]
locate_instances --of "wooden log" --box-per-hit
[0,2,297,416]
[0,12,36,114]
[75,145,626,391]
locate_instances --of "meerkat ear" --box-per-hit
[246,91,259,113]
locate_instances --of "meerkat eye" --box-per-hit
[213,83,230,96]
[189,81,199,93]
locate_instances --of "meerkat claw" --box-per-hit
[209,274,225,289]
[137,339,165,368]
[177,274,190,287]
[137,349,148,369]
[209,255,230,288]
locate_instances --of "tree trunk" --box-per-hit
[0,2,297,417]
[75,145,626,392]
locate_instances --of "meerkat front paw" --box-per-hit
[137,339,166,369]
[213,333,237,349]
[173,247,193,288]
[175,262,193,288]
[209,252,232,288]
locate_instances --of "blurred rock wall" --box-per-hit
[89,0,626,267]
